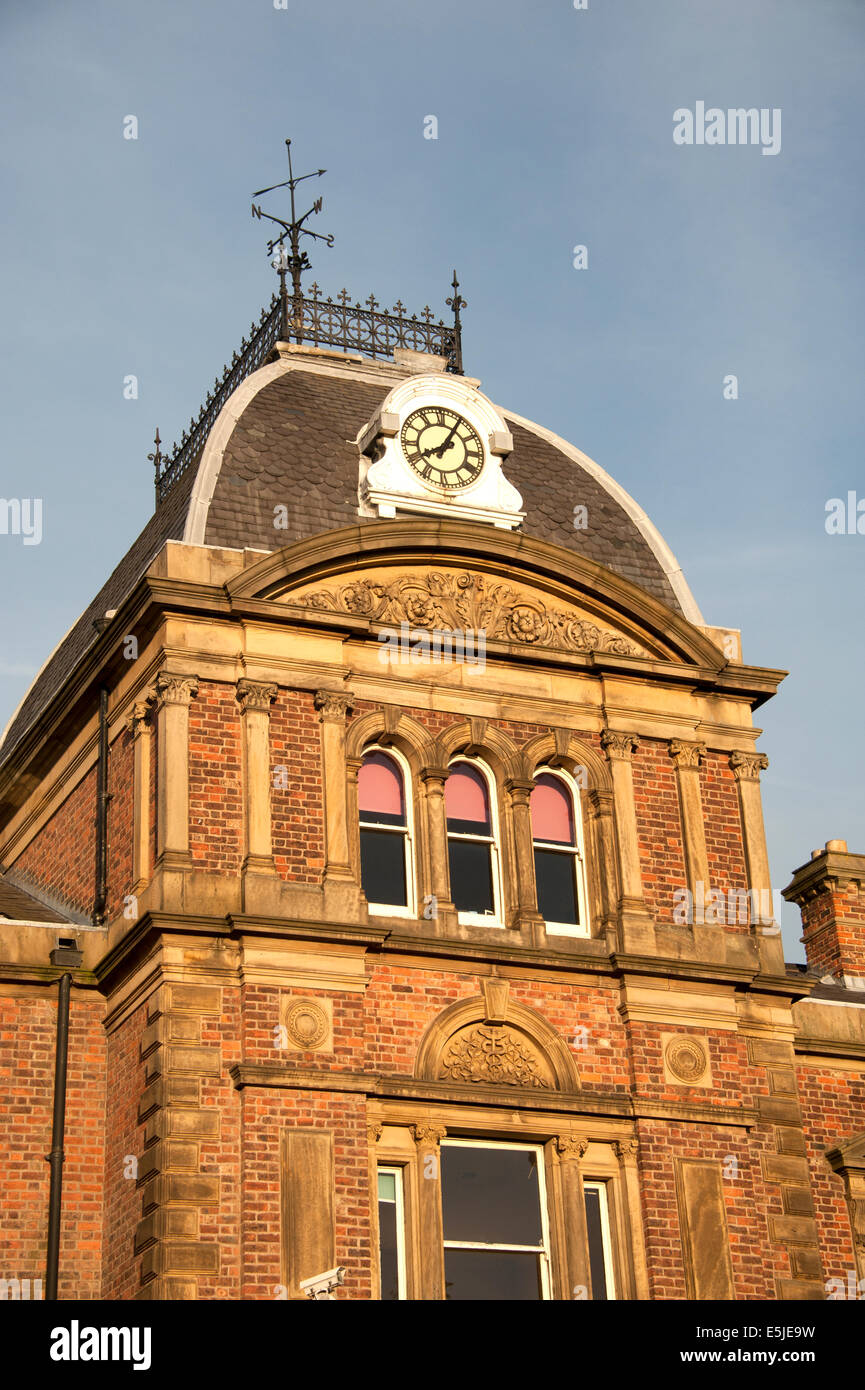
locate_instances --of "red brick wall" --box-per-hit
[797,1062,864,1289]
[270,690,324,883]
[801,885,865,979]
[15,766,98,919]
[101,999,148,1300]
[636,1118,782,1300]
[196,987,242,1300]
[0,989,105,1299]
[107,726,134,921]
[702,752,750,925]
[631,738,687,924]
[188,681,242,871]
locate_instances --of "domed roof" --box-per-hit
[0,345,702,764]
[188,350,700,616]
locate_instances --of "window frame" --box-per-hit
[377,1164,408,1300]
[531,766,591,938]
[440,1137,553,1299]
[582,1178,617,1300]
[445,756,504,929]
[358,744,417,919]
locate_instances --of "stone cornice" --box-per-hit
[783,851,865,905]
[228,1062,759,1127]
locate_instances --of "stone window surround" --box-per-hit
[368,1113,646,1301]
[345,714,613,943]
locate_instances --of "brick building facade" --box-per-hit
[1,322,863,1302]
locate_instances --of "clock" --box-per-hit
[400,406,484,490]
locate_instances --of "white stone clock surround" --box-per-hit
[357,373,525,530]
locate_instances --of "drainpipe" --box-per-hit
[92,687,110,926]
[45,940,83,1300]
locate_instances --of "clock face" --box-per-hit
[400,406,484,490]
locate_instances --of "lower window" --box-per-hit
[583,1180,616,1299]
[377,1167,407,1300]
[441,1140,552,1300]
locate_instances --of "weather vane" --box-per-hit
[252,138,334,342]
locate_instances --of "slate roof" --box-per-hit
[0,876,70,922]
[203,369,682,609]
[1,354,688,767]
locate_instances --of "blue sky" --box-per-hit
[1,0,863,960]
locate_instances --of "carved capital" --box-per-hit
[556,1135,589,1160]
[505,777,536,806]
[669,739,707,770]
[236,679,278,713]
[600,730,639,761]
[614,1138,640,1161]
[410,1123,447,1148]
[314,689,355,722]
[420,765,451,787]
[729,750,769,782]
[153,673,199,710]
[127,699,153,738]
[367,1122,383,1144]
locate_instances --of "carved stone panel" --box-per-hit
[438,1022,553,1089]
[289,569,648,658]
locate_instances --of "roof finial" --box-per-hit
[251,138,334,344]
[148,428,164,507]
[446,270,466,374]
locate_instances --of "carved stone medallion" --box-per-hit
[664,1035,710,1086]
[282,998,331,1052]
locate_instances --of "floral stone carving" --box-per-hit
[292,571,643,657]
[439,1023,551,1088]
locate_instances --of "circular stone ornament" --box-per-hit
[285,999,329,1050]
[665,1036,708,1084]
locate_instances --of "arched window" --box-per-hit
[531,771,589,936]
[358,748,414,916]
[445,759,502,926]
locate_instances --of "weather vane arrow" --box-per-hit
[252,138,334,342]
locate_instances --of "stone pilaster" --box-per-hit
[419,766,454,931]
[235,679,278,874]
[128,700,154,896]
[506,776,545,942]
[314,689,361,917]
[614,1138,650,1299]
[669,739,710,906]
[410,1123,447,1301]
[730,751,773,932]
[152,674,199,872]
[555,1135,591,1299]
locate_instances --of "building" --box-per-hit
[1,247,864,1302]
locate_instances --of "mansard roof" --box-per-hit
[0,347,703,765]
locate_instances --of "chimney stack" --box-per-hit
[783,841,865,987]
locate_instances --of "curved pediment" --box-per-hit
[225,519,727,667]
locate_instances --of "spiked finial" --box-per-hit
[148,428,165,506]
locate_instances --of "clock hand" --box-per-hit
[432,420,461,458]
